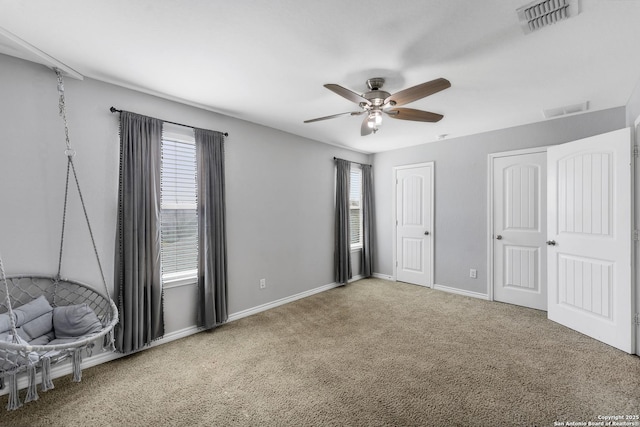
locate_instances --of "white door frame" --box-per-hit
[634,115,640,355]
[487,147,548,302]
[392,162,435,287]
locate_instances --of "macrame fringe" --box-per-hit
[105,329,116,352]
[72,349,83,382]
[6,372,21,411]
[24,363,38,403]
[41,356,54,392]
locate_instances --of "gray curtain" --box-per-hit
[334,159,352,284]
[115,111,164,354]
[194,128,228,329]
[361,164,375,277]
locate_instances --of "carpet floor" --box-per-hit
[1,278,639,426]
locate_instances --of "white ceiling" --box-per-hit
[1,0,639,153]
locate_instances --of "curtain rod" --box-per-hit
[109,107,229,137]
[333,157,371,167]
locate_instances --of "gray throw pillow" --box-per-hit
[20,311,54,341]
[0,313,12,334]
[28,331,55,346]
[53,304,102,339]
[13,295,53,327]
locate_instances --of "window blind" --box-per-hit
[349,166,362,247]
[161,134,198,280]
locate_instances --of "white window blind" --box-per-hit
[349,165,362,248]
[161,125,198,283]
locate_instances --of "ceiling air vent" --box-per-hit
[543,101,589,119]
[517,0,579,34]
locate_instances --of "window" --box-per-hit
[160,124,198,286]
[350,164,363,249]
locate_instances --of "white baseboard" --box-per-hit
[228,280,343,322]
[0,325,201,397]
[2,279,362,396]
[372,272,393,281]
[433,284,490,300]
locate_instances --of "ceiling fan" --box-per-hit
[304,77,451,136]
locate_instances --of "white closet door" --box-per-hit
[493,151,547,310]
[396,164,433,287]
[547,128,632,353]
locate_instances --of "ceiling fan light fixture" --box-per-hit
[368,111,382,128]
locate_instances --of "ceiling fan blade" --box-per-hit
[385,108,444,122]
[325,84,371,106]
[361,115,373,136]
[304,111,363,123]
[385,78,451,107]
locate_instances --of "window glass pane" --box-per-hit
[161,139,197,208]
[161,128,198,280]
[350,167,361,207]
[350,207,361,245]
[349,166,363,247]
[161,208,198,274]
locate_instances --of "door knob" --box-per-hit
[496,235,503,240]
[424,231,430,235]
[546,240,556,246]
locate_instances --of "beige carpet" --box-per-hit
[1,278,639,426]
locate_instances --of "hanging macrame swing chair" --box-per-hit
[0,69,118,411]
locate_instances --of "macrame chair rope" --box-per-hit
[0,68,118,410]
[0,256,19,344]
[54,69,111,303]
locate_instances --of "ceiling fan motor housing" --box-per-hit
[363,77,390,108]
[363,90,390,106]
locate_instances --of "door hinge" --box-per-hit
[634,230,640,241]
[634,145,639,158]
[634,313,640,326]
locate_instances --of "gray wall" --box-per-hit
[626,78,640,127]
[0,54,369,335]
[371,107,626,295]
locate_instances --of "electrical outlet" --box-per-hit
[469,269,477,279]
[259,278,266,289]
